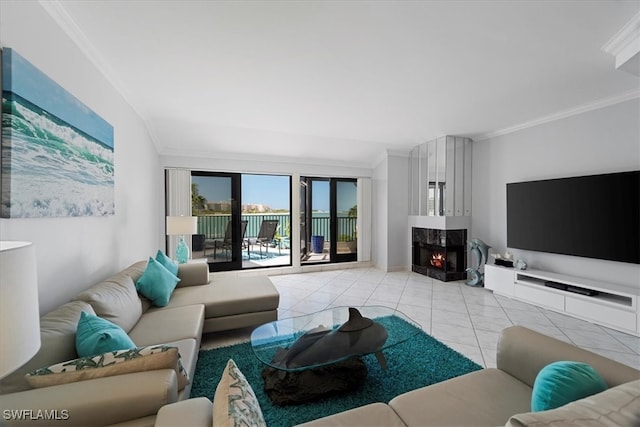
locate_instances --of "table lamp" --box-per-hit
[0,241,41,379]
[166,216,198,264]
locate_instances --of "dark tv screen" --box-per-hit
[506,171,640,264]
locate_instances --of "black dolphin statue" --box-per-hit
[272,307,389,370]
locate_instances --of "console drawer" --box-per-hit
[514,284,564,310]
[566,297,636,332]
[485,265,515,296]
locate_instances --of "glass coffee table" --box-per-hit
[251,306,422,404]
[251,306,421,372]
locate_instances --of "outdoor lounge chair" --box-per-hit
[204,220,247,259]
[247,219,279,258]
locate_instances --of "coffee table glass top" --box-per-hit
[250,306,422,372]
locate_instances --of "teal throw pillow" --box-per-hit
[76,311,136,357]
[155,249,179,276]
[531,361,607,412]
[136,257,180,307]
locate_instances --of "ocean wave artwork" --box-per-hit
[1,48,114,218]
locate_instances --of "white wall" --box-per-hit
[371,152,409,271]
[372,156,389,271]
[0,2,163,314]
[472,98,640,289]
[387,154,409,271]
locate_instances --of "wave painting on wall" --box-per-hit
[1,48,114,218]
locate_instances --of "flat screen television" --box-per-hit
[506,171,640,265]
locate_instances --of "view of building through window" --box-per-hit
[191,173,291,270]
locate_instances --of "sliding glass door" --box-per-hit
[189,171,291,271]
[301,177,357,264]
[191,172,242,271]
[334,179,358,262]
[241,174,292,269]
[171,171,354,270]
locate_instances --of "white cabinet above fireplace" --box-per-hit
[409,215,471,232]
[408,136,472,218]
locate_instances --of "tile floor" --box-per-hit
[202,267,640,370]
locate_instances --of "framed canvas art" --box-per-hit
[1,48,114,218]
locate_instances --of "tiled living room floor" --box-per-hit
[201,267,640,370]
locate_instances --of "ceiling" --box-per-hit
[46,0,639,168]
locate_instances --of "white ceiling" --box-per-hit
[47,0,639,167]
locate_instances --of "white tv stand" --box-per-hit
[485,264,639,336]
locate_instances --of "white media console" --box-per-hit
[485,264,640,336]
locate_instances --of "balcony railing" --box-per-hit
[196,213,356,241]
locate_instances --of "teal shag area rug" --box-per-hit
[190,316,482,427]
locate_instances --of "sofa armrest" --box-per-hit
[177,263,209,287]
[497,326,639,388]
[0,370,178,426]
[155,397,213,427]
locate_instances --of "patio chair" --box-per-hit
[204,220,247,259]
[248,219,279,258]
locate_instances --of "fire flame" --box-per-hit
[431,252,445,268]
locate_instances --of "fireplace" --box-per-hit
[412,228,467,282]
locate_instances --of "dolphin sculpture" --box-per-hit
[466,238,491,286]
[272,308,389,370]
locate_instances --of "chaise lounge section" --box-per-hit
[121,260,280,334]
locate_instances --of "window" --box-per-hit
[301,177,357,264]
[190,172,291,271]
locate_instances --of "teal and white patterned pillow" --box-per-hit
[25,345,189,390]
[213,359,266,427]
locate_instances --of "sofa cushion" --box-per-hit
[389,368,533,426]
[73,275,142,333]
[175,262,210,288]
[159,275,279,319]
[120,260,148,282]
[76,312,136,357]
[156,250,179,276]
[213,359,266,427]
[506,379,640,426]
[0,301,96,394]
[25,345,190,390]
[295,403,408,427]
[160,338,198,388]
[128,304,204,347]
[497,326,639,389]
[531,361,607,412]
[156,397,214,427]
[136,257,180,307]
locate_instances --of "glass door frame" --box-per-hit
[332,178,357,263]
[302,177,330,263]
[191,171,243,272]
[301,177,357,264]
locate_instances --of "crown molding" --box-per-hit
[602,12,640,75]
[38,0,162,150]
[473,89,640,142]
[602,12,640,57]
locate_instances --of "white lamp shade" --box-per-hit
[0,241,41,379]
[166,216,198,235]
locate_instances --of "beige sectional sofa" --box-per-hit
[0,260,279,427]
[155,325,640,427]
